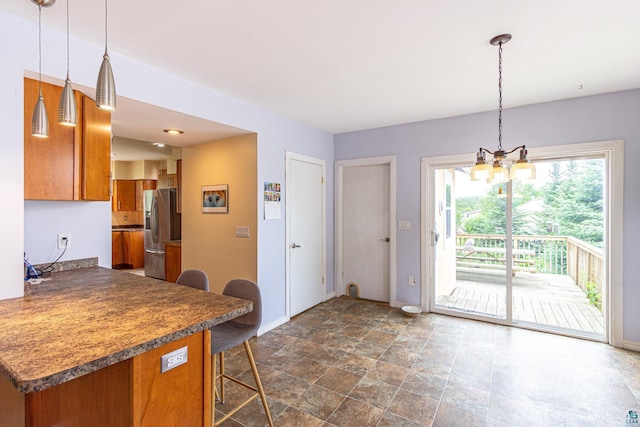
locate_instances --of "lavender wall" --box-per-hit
[335,90,640,343]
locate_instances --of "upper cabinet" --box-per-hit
[24,78,111,201]
[112,179,157,212]
[112,179,136,211]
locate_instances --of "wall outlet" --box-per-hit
[57,233,72,249]
[160,346,188,373]
[408,276,416,286]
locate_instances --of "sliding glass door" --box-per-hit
[428,156,606,340]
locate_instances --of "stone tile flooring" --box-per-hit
[215,298,640,426]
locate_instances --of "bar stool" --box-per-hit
[211,279,273,426]
[175,269,209,291]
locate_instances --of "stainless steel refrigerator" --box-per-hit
[144,188,181,280]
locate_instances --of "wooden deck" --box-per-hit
[435,271,604,336]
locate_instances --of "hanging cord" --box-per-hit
[104,0,109,56]
[65,0,70,79]
[32,240,69,278]
[38,4,43,97]
[497,40,503,152]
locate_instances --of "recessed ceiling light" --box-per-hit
[163,129,184,135]
[153,143,166,147]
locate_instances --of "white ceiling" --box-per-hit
[4,0,640,143]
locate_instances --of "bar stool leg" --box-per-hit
[211,353,216,427]
[243,341,273,427]
[219,352,225,404]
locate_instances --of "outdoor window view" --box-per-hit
[434,158,605,339]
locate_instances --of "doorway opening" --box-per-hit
[422,141,623,346]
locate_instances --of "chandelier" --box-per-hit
[471,34,535,182]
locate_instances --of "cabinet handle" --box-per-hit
[118,201,121,210]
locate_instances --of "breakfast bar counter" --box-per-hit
[0,267,251,427]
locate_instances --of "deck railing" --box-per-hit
[455,234,603,295]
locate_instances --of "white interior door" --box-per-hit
[287,153,326,316]
[341,164,390,302]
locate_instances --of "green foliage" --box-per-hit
[539,159,604,245]
[457,159,604,246]
[586,281,602,311]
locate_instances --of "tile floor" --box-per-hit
[215,298,640,426]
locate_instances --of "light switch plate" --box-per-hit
[399,221,411,230]
[236,226,250,238]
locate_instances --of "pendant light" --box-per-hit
[470,34,535,182]
[96,0,116,111]
[31,0,56,138]
[58,0,77,126]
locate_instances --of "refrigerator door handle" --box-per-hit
[145,248,165,255]
[150,196,159,244]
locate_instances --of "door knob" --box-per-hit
[291,243,301,249]
[380,237,390,242]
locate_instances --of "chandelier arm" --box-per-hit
[504,145,526,156]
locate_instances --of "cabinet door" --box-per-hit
[112,232,124,266]
[164,244,182,283]
[126,231,144,268]
[24,78,82,200]
[114,180,136,211]
[81,95,111,201]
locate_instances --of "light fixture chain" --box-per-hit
[497,41,503,151]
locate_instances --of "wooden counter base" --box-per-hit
[1,331,211,427]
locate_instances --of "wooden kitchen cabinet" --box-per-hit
[165,242,182,283]
[111,232,124,266]
[2,332,210,427]
[112,180,136,211]
[135,179,157,211]
[112,230,144,268]
[124,230,144,268]
[24,78,111,201]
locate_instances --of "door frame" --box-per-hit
[285,151,327,319]
[421,140,624,348]
[335,156,397,306]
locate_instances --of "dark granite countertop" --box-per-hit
[0,267,251,393]
[111,227,144,232]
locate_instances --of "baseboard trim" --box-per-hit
[257,315,289,336]
[623,340,640,352]
[325,291,335,300]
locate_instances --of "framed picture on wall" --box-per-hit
[202,184,228,213]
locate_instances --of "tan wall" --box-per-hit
[143,160,162,180]
[113,160,164,180]
[181,134,258,293]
